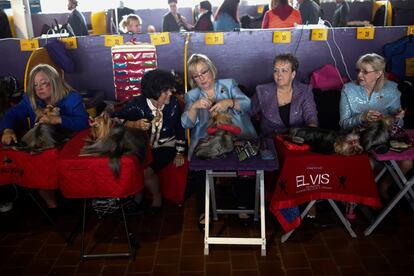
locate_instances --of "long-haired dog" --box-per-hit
[18,105,71,153]
[289,127,363,156]
[194,112,239,160]
[80,112,148,178]
[359,118,391,153]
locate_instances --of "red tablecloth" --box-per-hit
[271,136,382,231]
[58,130,146,198]
[0,146,59,189]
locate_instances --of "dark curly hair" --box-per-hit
[141,69,176,100]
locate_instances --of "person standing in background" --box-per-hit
[332,0,350,27]
[162,0,191,32]
[0,9,12,38]
[298,0,320,25]
[194,1,214,31]
[67,0,89,36]
[213,0,241,31]
[262,0,302,28]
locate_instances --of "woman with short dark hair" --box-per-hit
[113,69,186,212]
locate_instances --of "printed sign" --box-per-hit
[104,35,124,47]
[60,37,77,49]
[205,33,224,45]
[20,39,39,51]
[356,27,375,40]
[273,31,291,44]
[311,29,328,41]
[150,33,170,46]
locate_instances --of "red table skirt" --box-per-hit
[0,147,59,189]
[270,136,382,231]
[58,130,146,198]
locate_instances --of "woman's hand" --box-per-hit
[209,99,233,113]
[395,108,405,120]
[125,119,151,131]
[362,110,383,123]
[1,129,17,145]
[193,98,213,110]
[173,153,185,167]
[38,115,62,125]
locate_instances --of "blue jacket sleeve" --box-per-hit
[0,95,33,132]
[59,91,89,131]
[339,86,361,130]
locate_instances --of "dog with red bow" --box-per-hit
[194,112,241,160]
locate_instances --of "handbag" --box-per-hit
[310,64,348,91]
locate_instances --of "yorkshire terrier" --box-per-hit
[289,127,363,156]
[18,105,71,153]
[80,112,148,178]
[194,112,236,160]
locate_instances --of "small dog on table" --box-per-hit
[289,127,363,156]
[194,112,240,160]
[16,105,71,153]
[80,112,148,178]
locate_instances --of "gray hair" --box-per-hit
[356,53,386,91]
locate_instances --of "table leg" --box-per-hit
[259,170,266,256]
[208,171,218,221]
[327,199,357,238]
[364,177,414,236]
[281,200,316,243]
[254,172,260,222]
[389,161,414,209]
[204,170,211,255]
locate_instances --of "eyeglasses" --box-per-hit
[192,69,210,80]
[356,69,377,75]
[273,68,291,74]
[33,81,50,89]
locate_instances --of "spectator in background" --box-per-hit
[298,0,320,25]
[0,9,12,38]
[162,0,191,32]
[332,0,350,27]
[194,1,214,31]
[262,0,302,28]
[67,0,89,36]
[213,0,241,31]
[147,25,157,33]
[119,14,142,34]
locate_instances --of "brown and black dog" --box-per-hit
[80,112,148,177]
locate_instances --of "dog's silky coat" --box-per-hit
[19,105,71,153]
[80,112,148,177]
[194,112,235,160]
[289,127,364,156]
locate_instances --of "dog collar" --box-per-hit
[207,123,241,135]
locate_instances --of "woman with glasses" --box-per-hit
[0,63,89,209]
[113,69,186,214]
[339,53,411,199]
[181,53,257,231]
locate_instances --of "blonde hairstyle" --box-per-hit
[187,53,217,88]
[119,14,142,33]
[356,53,386,91]
[27,64,72,111]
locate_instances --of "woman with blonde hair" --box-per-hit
[0,64,89,208]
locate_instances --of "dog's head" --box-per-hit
[334,132,364,156]
[89,112,113,141]
[208,112,233,128]
[35,105,60,120]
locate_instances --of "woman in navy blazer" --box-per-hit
[251,53,318,136]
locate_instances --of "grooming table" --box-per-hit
[272,136,381,242]
[58,130,146,260]
[190,151,278,256]
[364,130,414,236]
